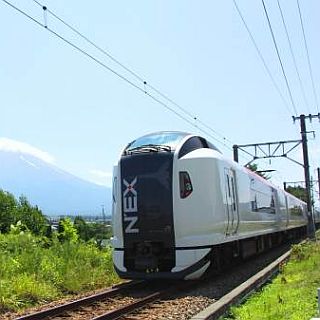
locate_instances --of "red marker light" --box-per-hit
[179,171,193,198]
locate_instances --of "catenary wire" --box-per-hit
[31,0,296,170]
[1,0,236,154]
[277,0,311,114]
[31,0,233,146]
[296,0,319,113]
[232,0,292,116]
[31,0,146,84]
[2,0,295,175]
[31,2,292,191]
[261,0,298,116]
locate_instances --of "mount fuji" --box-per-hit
[0,138,111,216]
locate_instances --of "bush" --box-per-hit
[0,232,120,313]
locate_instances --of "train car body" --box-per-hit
[112,131,310,280]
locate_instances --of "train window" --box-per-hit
[124,132,188,154]
[207,140,221,153]
[250,181,276,214]
[178,137,208,158]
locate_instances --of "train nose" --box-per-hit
[120,152,176,274]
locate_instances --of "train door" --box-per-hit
[224,168,239,235]
[285,196,289,227]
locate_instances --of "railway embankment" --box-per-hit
[217,233,320,320]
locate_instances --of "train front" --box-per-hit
[112,132,189,279]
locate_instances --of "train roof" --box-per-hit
[123,131,221,154]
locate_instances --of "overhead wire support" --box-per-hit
[31,0,232,149]
[232,0,292,116]
[233,140,303,167]
[261,0,298,116]
[292,113,320,238]
[296,0,319,113]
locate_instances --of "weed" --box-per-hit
[0,232,120,313]
[222,240,320,320]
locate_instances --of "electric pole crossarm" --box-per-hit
[235,139,301,148]
[233,140,302,163]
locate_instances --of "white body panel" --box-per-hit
[172,148,307,254]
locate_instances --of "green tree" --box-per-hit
[17,196,48,235]
[246,163,271,180]
[88,223,112,248]
[57,218,79,243]
[0,190,18,233]
[74,216,90,241]
[286,185,308,203]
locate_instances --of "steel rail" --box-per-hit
[15,281,144,320]
[91,291,164,320]
[91,280,197,320]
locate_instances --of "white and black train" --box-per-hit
[112,131,319,280]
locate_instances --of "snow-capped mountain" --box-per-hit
[0,138,111,216]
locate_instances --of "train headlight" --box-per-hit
[179,171,193,198]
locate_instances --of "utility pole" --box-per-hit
[292,113,320,239]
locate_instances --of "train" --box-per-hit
[111,131,320,280]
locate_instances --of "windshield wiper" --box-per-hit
[125,144,171,155]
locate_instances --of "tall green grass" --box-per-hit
[223,239,320,320]
[0,232,120,313]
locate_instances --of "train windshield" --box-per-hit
[124,132,188,154]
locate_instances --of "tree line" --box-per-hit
[0,190,111,245]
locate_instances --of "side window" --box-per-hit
[250,179,276,214]
[178,137,208,158]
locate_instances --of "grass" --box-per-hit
[0,232,120,313]
[222,235,320,320]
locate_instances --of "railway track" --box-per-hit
[14,280,141,320]
[11,245,293,320]
[14,279,195,320]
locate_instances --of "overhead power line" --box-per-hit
[277,0,310,114]
[31,0,233,148]
[232,0,292,116]
[1,0,294,176]
[296,0,319,113]
[3,0,304,181]
[1,0,235,152]
[31,0,146,84]
[261,0,298,116]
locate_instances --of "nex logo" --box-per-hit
[123,177,139,233]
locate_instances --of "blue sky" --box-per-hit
[0,0,319,206]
